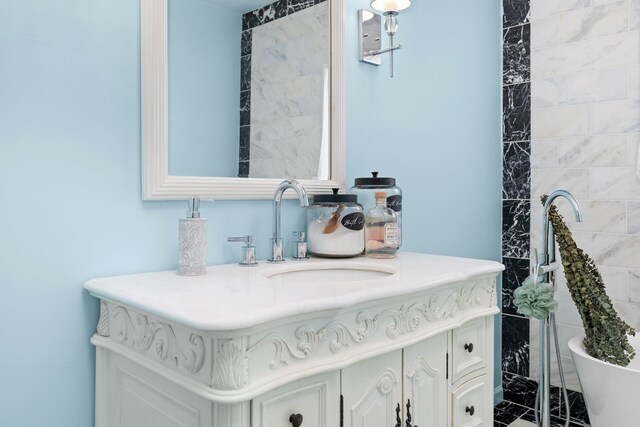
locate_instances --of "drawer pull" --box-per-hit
[464,343,474,353]
[395,403,401,427]
[289,413,303,426]
[465,405,475,416]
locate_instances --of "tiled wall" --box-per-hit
[529,0,640,394]
[238,0,329,178]
[502,0,640,425]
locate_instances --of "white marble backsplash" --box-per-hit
[530,0,640,391]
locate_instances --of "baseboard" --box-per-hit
[494,385,504,406]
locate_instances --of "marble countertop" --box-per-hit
[85,252,504,332]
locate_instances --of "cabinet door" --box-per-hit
[251,372,340,427]
[403,333,448,427]
[342,350,403,427]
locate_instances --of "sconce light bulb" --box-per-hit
[370,0,411,14]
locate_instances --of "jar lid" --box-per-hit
[313,188,357,203]
[353,171,396,186]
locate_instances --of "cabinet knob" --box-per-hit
[465,405,475,416]
[289,413,303,426]
[395,403,401,427]
[464,343,474,353]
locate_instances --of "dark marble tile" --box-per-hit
[503,24,530,85]
[240,90,251,127]
[503,372,539,409]
[503,83,531,143]
[502,314,530,376]
[520,408,588,427]
[238,161,249,178]
[503,140,531,200]
[560,389,591,426]
[494,401,531,425]
[241,30,252,57]
[241,55,251,92]
[288,0,315,14]
[503,0,530,28]
[239,126,250,162]
[502,257,530,316]
[502,199,530,259]
[243,0,287,30]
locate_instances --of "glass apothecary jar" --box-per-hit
[349,172,402,248]
[307,189,364,258]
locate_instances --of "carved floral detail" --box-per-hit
[212,341,249,390]
[98,301,110,337]
[251,279,494,370]
[112,306,205,374]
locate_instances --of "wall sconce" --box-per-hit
[359,0,411,78]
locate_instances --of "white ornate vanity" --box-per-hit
[86,253,503,427]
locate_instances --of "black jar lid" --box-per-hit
[353,171,396,186]
[313,188,357,203]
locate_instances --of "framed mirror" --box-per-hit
[141,0,345,200]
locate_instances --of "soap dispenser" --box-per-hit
[178,197,207,276]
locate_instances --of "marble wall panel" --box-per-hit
[502,257,531,316]
[503,141,531,200]
[531,16,558,50]
[504,24,531,84]
[556,134,628,167]
[558,67,628,105]
[504,0,530,28]
[531,105,589,139]
[558,0,629,43]
[504,83,531,142]
[502,314,531,376]
[531,139,558,168]
[503,199,531,259]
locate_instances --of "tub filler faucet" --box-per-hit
[269,179,309,263]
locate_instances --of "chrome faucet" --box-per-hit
[268,179,309,263]
[538,189,583,427]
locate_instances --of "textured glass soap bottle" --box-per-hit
[365,192,398,258]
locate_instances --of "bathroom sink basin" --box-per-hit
[263,262,396,284]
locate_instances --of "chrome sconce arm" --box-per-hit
[358,1,411,78]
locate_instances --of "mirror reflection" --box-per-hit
[167,0,330,180]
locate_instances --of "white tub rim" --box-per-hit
[568,335,640,373]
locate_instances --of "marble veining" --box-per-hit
[503,0,530,28]
[504,24,531,85]
[504,83,532,142]
[242,0,287,31]
[558,1,629,44]
[503,199,531,259]
[241,30,252,57]
[556,135,627,168]
[502,314,530,377]
[502,257,531,316]
[240,91,251,127]
[503,141,531,200]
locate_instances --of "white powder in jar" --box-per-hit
[307,218,364,257]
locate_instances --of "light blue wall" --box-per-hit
[0,1,501,425]
[168,0,241,177]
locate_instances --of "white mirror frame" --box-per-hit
[141,0,345,200]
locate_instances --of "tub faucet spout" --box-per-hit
[269,179,309,263]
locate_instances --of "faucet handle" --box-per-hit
[292,231,309,261]
[227,235,258,266]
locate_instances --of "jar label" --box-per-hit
[384,223,399,246]
[341,212,365,231]
[387,195,402,212]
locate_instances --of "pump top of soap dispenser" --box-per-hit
[186,197,201,218]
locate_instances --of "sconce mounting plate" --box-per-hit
[359,9,382,66]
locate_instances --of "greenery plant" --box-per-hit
[543,195,635,367]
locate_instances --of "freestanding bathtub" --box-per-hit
[568,334,640,427]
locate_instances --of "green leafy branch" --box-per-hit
[542,195,635,366]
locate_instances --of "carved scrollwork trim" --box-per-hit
[112,305,205,374]
[98,301,110,337]
[406,356,439,386]
[212,341,249,390]
[250,278,495,370]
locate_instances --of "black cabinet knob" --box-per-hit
[464,343,474,353]
[395,403,401,427]
[465,405,475,416]
[289,413,303,426]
